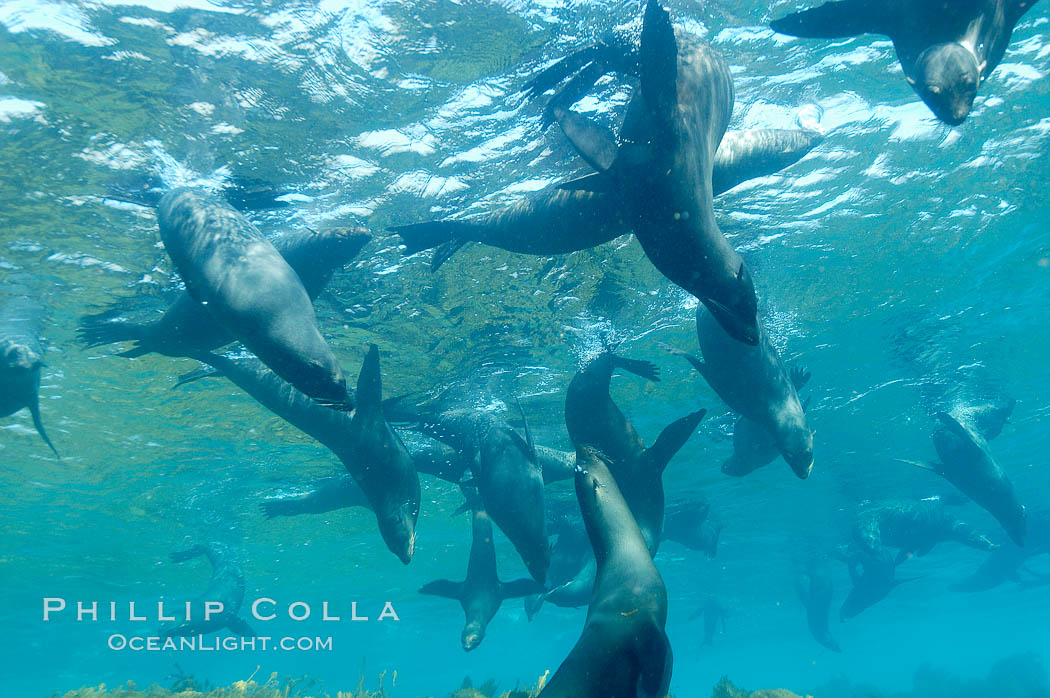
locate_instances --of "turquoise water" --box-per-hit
[1,0,1049,696]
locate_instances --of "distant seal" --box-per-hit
[160,543,254,638]
[565,351,706,553]
[770,0,1042,125]
[689,598,728,647]
[954,510,1050,592]
[538,446,672,698]
[525,517,596,618]
[79,226,370,360]
[532,1,760,344]
[385,397,549,582]
[669,307,813,478]
[419,508,542,651]
[157,188,349,405]
[0,288,58,457]
[391,128,821,270]
[663,498,722,558]
[795,559,841,652]
[853,499,997,563]
[838,547,908,621]
[185,349,420,564]
[905,411,1026,546]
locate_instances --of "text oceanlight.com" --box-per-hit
[108,635,334,652]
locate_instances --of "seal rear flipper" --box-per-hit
[553,106,620,173]
[76,315,148,351]
[769,0,890,38]
[390,220,468,257]
[557,172,616,193]
[659,342,709,380]
[895,457,945,476]
[638,629,673,698]
[523,592,545,620]
[224,615,256,637]
[515,397,538,463]
[647,409,706,473]
[790,365,812,391]
[611,355,660,382]
[432,239,469,271]
[419,579,464,600]
[499,578,545,599]
[173,362,221,389]
[28,397,60,459]
[221,176,289,212]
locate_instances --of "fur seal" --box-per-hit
[419,508,542,651]
[689,598,729,647]
[770,0,1042,125]
[839,547,908,621]
[184,349,420,564]
[663,499,722,558]
[565,351,706,553]
[538,445,672,698]
[904,412,1026,546]
[157,188,349,405]
[526,0,759,345]
[385,398,549,582]
[954,510,1050,592]
[391,128,821,270]
[722,367,811,477]
[795,559,841,652]
[160,543,255,638]
[79,226,370,360]
[0,288,58,457]
[669,307,813,478]
[853,499,997,563]
[525,519,596,618]
[261,475,371,519]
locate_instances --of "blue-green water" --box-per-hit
[1,0,1049,696]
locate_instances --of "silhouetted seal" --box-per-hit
[838,547,916,621]
[519,0,760,345]
[905,412,1026,546]
[157,188,349,405]
[663,498,722,558]
[853,499,997,563]
[796,559,841,652]
[419,509,542,651]
[770,0,1041,125]
[391,128,821,270]
[160,543,254,638]
[184,349,420,564]
[566,351,705,553]
[689,598,728,647]
[954,510,1050,592]
[539,445,672,698]
[0,288,58,457]
[669,307,813,478]
[79,226,370,360]
[386,397,549,582]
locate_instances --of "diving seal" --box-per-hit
[0,288,58,457]
[770,0,1042,124]
[538,445,672,698]
[419,508,542,651]
[795,559,841,652]
[157,188,349,405]
[159,543,255,638]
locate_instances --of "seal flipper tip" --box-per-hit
[611,356,660,382]
[419,579,464,600]
[553,106,620,174]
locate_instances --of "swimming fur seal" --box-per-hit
[838,547,909,621]
[853,499,997,563]
[160,543,255,638]
[184,349,420,564]
[419,508,543,651]
[903,412,1026,546]
[663,498,722,558]
[261,475,372,519]
[769,0,1042,125]
[79,226,370,360]
[722,367,811,477]
[391,128,821,270]
[157,188,349,405]
[669,307,814,478]
[954,510,1050,592]
[0,288,59,457]
[689,598,729,647]
[565,351,706,553]
[795,559,841,652]
[385,397,549,582]
[538,445,672,698]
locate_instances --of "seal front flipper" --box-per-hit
[224,615,256,637]
[515,398,538,462]
[552,106,620,174]
[769,0,890,39]
[390,220,464,257]
[660,342,710,381]
[499,578,544,599]
[611,355,660,382]
[28,395,59,459]
[647,409,706,473]
[419,579,464,599]
[895,457,945,475]
[789,365,812,391]
[638,630,673,698]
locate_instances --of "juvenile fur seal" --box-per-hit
[79,226,370,360]
[904,412,1026,546]
[669,307,813,478]
[770,0,1042,125]
[565,351,706,553]
[419,509,542,651]
[385,398,549,582]
[795,559,841,652]
[160,543,254,638]
[184,349,420,564]
[853,499,997,563]
[157,188,349,405]
[391,128,821,270]
[528,1,760,345]
[0,289,58,457]
[539,445,672,698]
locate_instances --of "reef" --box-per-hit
[712,677,807,698]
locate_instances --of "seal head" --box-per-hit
[913,43,980,126]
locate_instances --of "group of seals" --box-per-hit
[0,284,59,457]
[771,0,1042,125]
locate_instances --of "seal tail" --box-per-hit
[28,397,60,459]
[390,221,469,257]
